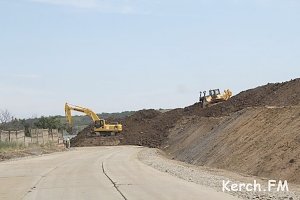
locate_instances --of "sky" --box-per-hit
[0,0,300,118]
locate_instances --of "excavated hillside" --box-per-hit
[185,78,300,117]
[118,78,300,148]
[71,78,300,183]
[72,78,300,148]
[164,106,300,184]
[70,125,122,147]
[71,109,184,148]
[119,109,183,147]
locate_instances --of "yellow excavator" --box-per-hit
[65,103,122,136]
[199,89,232,108]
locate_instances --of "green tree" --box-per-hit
[34,116,64,130]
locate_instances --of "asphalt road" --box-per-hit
[0,146,239,200]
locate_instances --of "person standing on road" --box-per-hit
[66,137,70,149]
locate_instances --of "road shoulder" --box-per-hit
[138,148,300,200]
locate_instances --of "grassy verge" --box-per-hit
[0,141,25,153]
[0,141,65,161]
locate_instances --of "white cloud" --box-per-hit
[11,73,41,79]
[0,84,53,96]
[28,0,148,14]
[0,73,41,79]
[30,0,98,9]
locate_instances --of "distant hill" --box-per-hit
[59,111,136,129]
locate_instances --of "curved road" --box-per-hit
[0,146,238,200]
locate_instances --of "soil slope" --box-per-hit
[164,106,300,184]
[71,78,300,183]
[186,78,300,117]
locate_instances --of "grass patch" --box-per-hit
[0,141,64,161]
[39,141,57,149]
[0,141,24,152]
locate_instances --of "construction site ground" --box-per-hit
[139,148,300,200]
[0,146,239,200]
[71,78,300,189]
[1,146,299,200]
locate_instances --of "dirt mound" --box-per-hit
[70,125,121,147]
[186,78,300,117]
[129,109,161,120]
[120,78,300,148]
[72,78,300,148]
[70,78,300,183]
[70,125,92,147]
[119,109,183,147]
[71,109,183,148]
[164,106,300,184]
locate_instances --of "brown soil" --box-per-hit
[71,109,184,147]
[72,78,300,148]
[71,78,300,183]
[119,109,183,147]
[185,78,300,117]
[164,106,300,184]
[70,125,122,147]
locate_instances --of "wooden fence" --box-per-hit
[0,129,63,146]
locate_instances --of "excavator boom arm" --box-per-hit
[64,102,122,135]
[65,103,101,126]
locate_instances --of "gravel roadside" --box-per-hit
[138,148,300,200]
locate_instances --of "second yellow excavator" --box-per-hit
[199,89,232,108]
[65,103,122,136]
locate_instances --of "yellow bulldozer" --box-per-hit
[65,103,122,136]
[199,89,232,108]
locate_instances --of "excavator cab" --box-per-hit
[95,120,105,128]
